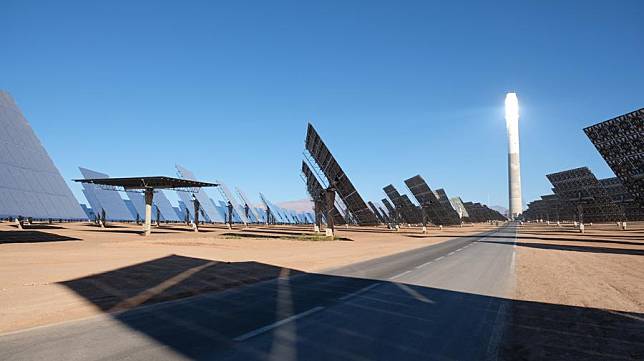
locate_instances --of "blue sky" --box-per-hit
[2,1,643,209]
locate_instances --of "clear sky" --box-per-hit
[2,1,643,209]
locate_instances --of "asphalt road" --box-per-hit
[0,224,518,361]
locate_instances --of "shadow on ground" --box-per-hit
[222,232,353,242]
[9,224,66,230]
[477,233,644,246]
[519,228,644,238]
[0,230,81,244]
[480,240,644,256]
[56,255,644,360]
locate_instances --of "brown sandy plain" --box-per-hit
[514,221,644,312]
[500,222,644,359]
[0,221,498,334]
[2,219,643,348]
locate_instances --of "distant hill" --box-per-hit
[490,205,508,216]
[277,199,313,212]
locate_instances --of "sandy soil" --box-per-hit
[514,222,644,313]
[499,222,644,360]
[0,221,497,333]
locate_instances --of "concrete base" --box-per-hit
[439,225,443,231]
[422,226,427,234]
[325,229,334,237]
[314,225,320,233]
[579,223,585,233]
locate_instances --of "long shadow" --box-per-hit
[0,230,81,244]
[83,228,216,235]
[83,223,129,229]
[45,255,643,360]
[405,228,506,240]
[520,228,644,238]
[159,226,216,233]
[10,224,66,230]
[222,232,353,242]
[83,229,175,235]
[242,229,316,236]
[481,240,644,256]
[523,232,644,240]
[479,233,644,247]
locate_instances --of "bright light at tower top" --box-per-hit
[505,92,519,127]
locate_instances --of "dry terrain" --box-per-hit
[3,219,643,360]
[0,221,496,333]
[501,221,644,360]
[514,221,644,312]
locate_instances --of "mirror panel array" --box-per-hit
[0,91,86,219]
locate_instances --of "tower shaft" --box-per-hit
[507,120,522,218]
[505,92,522,219]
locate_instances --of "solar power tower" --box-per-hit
[79,167,134,221]
[304,123,379,225]
[0,91,86,220]
[584,108,643,209]
[383,185,423,224]
[546,167,625,223]
[301,161,347,225]
[403,175,461,226]
[175,164,224,222]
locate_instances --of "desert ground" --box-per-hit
[0,220,498,333]
[515,221,644,312]
[1,220,643,360]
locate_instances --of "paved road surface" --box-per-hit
[0,224,518,360]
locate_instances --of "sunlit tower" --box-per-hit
[505,92,523,219]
